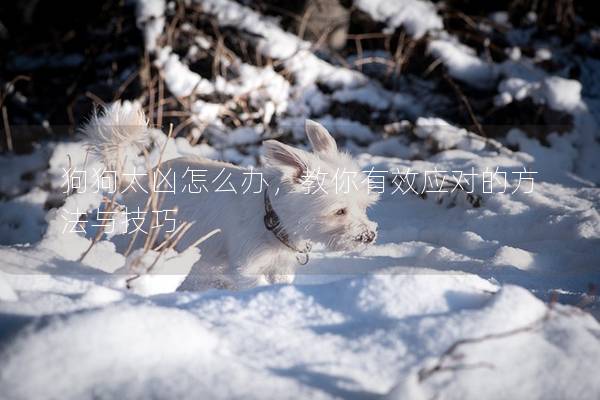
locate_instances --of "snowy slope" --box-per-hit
[1,137,599,397]
[1,253,599,399]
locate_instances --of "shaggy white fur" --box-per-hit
[84,102,379,289]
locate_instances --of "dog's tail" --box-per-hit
[82,100,149,170]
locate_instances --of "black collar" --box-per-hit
[263,188,312,265]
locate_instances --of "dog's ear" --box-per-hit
[305,120,337,155]
[263,140,309,182]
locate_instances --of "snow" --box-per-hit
[1,126,599,396]
[316,117,377,143]
[2,113,599,395]
[1,259,598,398]
[428,37,498,89]
[496,75,583,113]
[540,76,583,112]
[226,127,261,146]
[0,147,49,197]
[191,100,222,124]
[491,246,535,270]
[414,117,481,151]
[386,288,600,400]
[157,51,215,97]
[119,247,201,296]
[0,188,47,245]
[354,0,443,38]
[332,85,420,116]
[135,0,165,52]
[198,0,365,89]
[0,270,18,301]
[495,61,600,183]
[333,86,391,110]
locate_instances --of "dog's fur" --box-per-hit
[85,102,379,289]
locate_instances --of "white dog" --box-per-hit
[85,102,379,289]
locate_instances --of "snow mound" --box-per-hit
[428,37,497,89]
[354,0,443,38]
[387,289,600,400]
[135,0,165,52]
[1,268,599,399]
[119,247,201,296]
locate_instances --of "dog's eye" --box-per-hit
[335,208,347,216]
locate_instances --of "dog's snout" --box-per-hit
[360,230,376,244]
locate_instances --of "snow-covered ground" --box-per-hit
[1,129,598,397]
[1,0,600,398]
[2,270,599,399]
